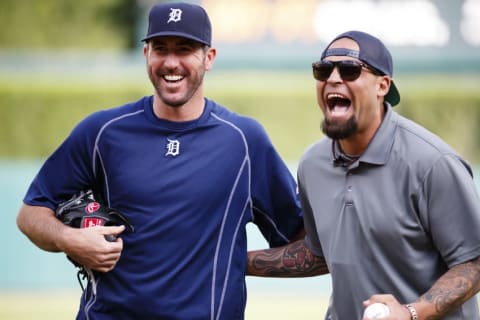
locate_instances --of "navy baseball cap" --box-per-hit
[321,30,400,106]
[142,2,212,47]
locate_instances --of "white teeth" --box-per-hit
[164,75,183,81]
[327,93,347,99]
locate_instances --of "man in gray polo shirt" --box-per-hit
[247,30,480,319]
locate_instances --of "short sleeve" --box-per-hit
[420,154,480,267]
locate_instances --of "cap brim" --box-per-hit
[141,32,210,46]
[385,81,400,106]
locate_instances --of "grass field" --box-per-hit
[0,290,80,319]
[0,290,329,319]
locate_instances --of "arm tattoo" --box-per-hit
[420,257,480,320]
[248,240,328,277]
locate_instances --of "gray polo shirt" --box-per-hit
[298,106,480,319]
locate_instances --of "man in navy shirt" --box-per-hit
[16,2,303,319]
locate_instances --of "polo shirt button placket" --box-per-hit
[345,172,354,206]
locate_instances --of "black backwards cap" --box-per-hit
[142,2,212,47]
[321,30,400,106]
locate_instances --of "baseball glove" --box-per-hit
[55,189,134,289]
[55,189,134,239]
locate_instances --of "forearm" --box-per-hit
[413,257,480,319]
[16,204,67,252]
[246,239,329,277]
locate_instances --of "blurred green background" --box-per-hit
[1,0,480,319]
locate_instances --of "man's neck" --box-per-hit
[338,103,387,155]
[153,95,205,122]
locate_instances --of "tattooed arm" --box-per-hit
[366,257,480,320]
[416,256,480,319]
[246,239,329,277]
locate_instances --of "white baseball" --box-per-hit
[363,302,390,319]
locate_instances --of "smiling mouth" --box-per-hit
[326,93,351,115]
[163,74,184,82]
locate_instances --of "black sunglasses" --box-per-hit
[312,60,379,82]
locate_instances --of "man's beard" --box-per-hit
[148,68,205,108]
[321,116,357,140]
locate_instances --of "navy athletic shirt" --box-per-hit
[24,96,303,320]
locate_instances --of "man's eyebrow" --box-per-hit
[177,39,202,47]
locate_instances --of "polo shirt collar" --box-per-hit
[359,103,397,165]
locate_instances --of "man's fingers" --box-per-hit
[99,225,126,241]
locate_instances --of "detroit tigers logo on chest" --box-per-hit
[165,138,180,157]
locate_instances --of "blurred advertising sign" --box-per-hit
[201,0,479,48]
[193,0,479,71]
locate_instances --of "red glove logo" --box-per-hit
[85,202,100,214]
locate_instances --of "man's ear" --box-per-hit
[143,43,149,57]
[205,47,216,71]
[378,75,391,99]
